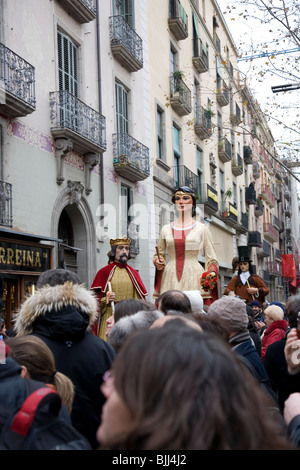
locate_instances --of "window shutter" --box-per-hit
[57,31,78,97]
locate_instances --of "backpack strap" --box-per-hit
[11,387,61,437]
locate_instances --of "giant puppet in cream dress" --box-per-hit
[153,186,219,305]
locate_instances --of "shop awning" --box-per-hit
[0,228,62,243]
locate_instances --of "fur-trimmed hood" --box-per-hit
[15,282,99,336]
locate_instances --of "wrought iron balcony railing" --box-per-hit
[257,239,270,257]
[263,222,279,243]
[200,183,218,214]
[216,80,229,107]
[248,231,261,247]
[0,43,36,117]
[232,153,243,176]
[112,133,150,182]
[259,185,276,207]
[266,261,282,277]
[49,90,106,154]
[0,181,13,227]
[109,16,143,72]
[230,102,241,124]
[173,165,198,200]
[218,137,232,163]
[245,185,256,205]
[59,0,97,23]
[243,145,253,165]
[170,74,191,116]
[168,0,188,41]
[192,40,209,74]
[194,106,212,139]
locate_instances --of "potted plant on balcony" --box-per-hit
[222,187,232,217]
[172,70,184,94]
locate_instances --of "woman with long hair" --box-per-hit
[97,324,291,450]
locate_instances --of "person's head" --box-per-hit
[15,268,98,336]
[150,312,202,332]
[7,335,74,414]
[182,290,204,313]
[108,237,131,264]
[157,290,192,314]
[250,300,261,315]
[285,294,300,328]
[192,311,230,341]
[37,268,81,289]
[172,186,196,218]
[97,325,290,450]
[114,299,156,323]
[107,310,164,353]
[232,256,239,273]
[264,305,284,328]
[237,246,254,274]
[270,301,286,316]
[207,296,249,336]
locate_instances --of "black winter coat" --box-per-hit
[14,282,116,449]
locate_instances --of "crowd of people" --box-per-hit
[1,186,300,451]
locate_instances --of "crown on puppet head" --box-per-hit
[110,236,131,248]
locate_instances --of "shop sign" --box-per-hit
[0,241,51,272]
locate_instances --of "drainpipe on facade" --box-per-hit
[96,0,104,218]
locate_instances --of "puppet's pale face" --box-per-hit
[239,261,249,272]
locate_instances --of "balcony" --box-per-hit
[173,165,198,199]
[267,261,282,277]
[230,103,242,125]
[218,137,232,163]
[245,185,256,205]
[262,270,270,284]
[49,91,106,155]
[200,184,218,214]
[221,202,238,227]
[112,133,150,183]
[248,231,261,247]
[259,185,276,208]
[275,248,281,262]
[0,181,13,227]
[257,239,270,257]
[244,146,253,165]
[231,153,243,176]
[194,106,212,139]
[109,16,143,72]
[263,222,279,243]
[273,215,280,231]
[216,80,229,107]
[255,198,263,217]
[168,0,188,41]
[192,41,209,74]
[0,43,36,117]
[236,212,249,234]
[170,74,192,116]
[252,160,260,179]
[58,0,96,23]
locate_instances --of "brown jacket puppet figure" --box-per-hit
[223,246,269,305]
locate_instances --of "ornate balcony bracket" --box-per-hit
[54,138,73,185]
[67,180,84,206]
[84,152,100,195]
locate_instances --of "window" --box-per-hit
[57,31,78,95]
[196,147,203,201]
[157,106,165,161]
[233,182,237,205]
[113,0,134,28]
[121,184,139,254]
[219,169,224,200]
[115,81,128,134]
[173,125,181,187]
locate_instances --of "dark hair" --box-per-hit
[37,268,81,289]
[192,312,230,341]
[114,299,156,323]
[285,294,300,328]
[238,262,254,275]
[172,186,197,217]
[157,290,192,314]
[104,326,290,450]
